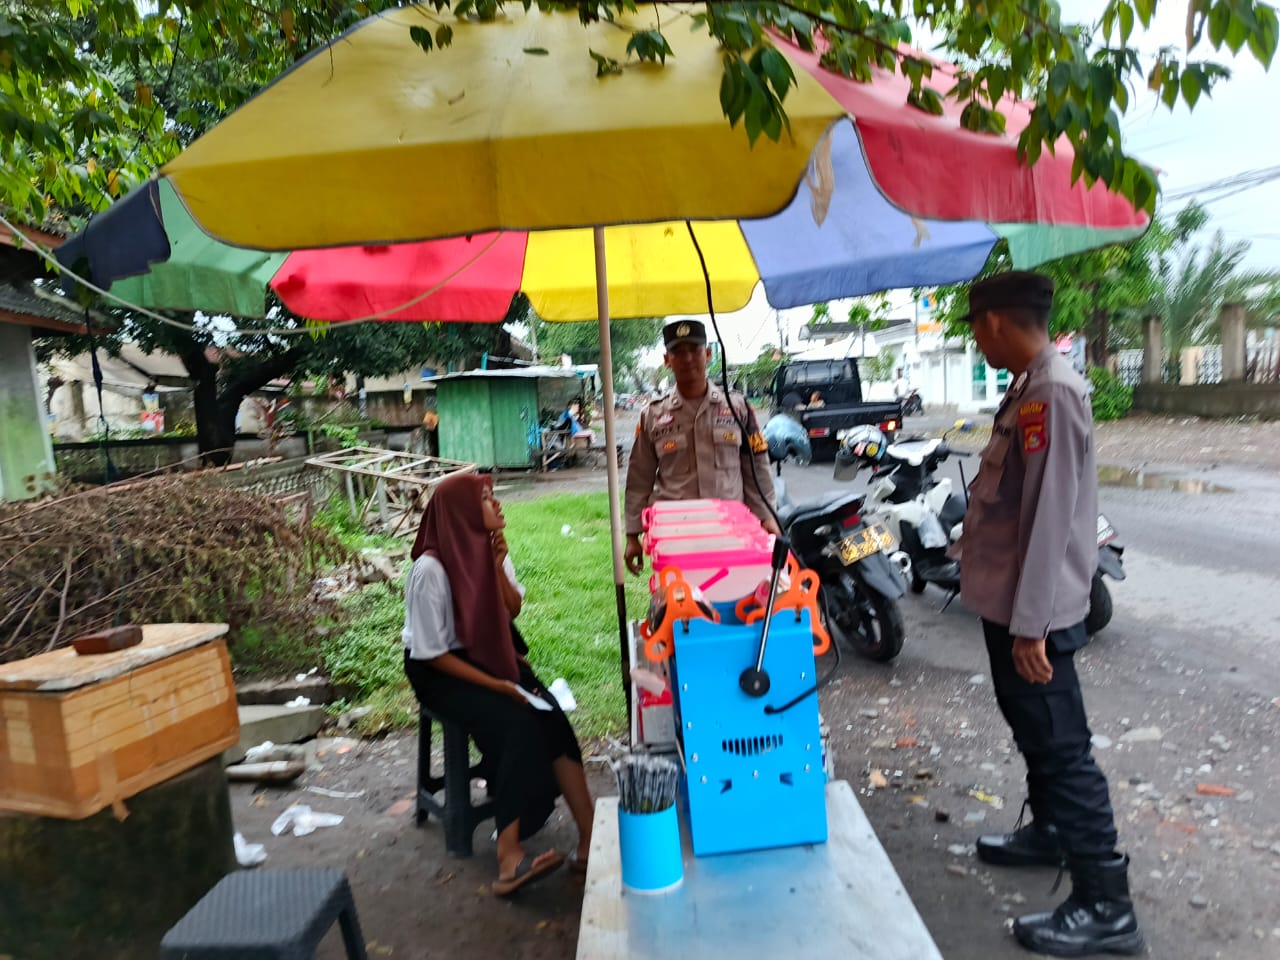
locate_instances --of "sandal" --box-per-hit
[492,851,564,897]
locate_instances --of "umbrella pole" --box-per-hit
[593,226,632,717]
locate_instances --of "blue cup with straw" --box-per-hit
[613,755,683,893]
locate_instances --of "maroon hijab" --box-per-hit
[411,473,519,683]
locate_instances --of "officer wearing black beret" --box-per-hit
[623,319,779,574]
[957,271,1142,956]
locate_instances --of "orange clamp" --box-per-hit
[641,566,718,662]
[735,554,831,657]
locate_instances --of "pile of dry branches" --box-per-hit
[0,475,354,668]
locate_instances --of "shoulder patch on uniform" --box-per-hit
[749,431,768,454]
[1019,401,1047,418]
[635,422,643,438]
[1018,400,1048,454]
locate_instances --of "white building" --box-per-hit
[853,293,1012,414]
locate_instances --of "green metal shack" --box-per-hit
[434,367,585,469]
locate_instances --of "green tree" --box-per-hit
[526,297,662,386]
[4,1,1278,225]
[1147,228,1280,358]
[930,203,1280,371]
[733,344,785,396]
[859,345,898,385]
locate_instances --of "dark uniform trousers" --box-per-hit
[982,619,1118,859]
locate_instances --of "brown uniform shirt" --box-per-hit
[958,344,1098,638]
[624,384,775,535]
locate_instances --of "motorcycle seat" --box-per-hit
[884,437,943,466]
[778,491,864,530]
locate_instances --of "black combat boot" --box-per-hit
[976,820,1062,867]
[1013,853,1144,957]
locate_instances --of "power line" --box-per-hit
[1161,165,1280,204]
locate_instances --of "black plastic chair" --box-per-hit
[159,868,367,959]
[415,706,496,857]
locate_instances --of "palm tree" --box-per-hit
[1139,206,1280,378]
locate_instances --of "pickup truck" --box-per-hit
[771,357,902,461]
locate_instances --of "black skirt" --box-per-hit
[404,651,583,840]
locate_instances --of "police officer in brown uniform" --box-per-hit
[957,272,1142,957]
[624,320,780,574]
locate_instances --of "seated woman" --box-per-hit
[402,473,594,896]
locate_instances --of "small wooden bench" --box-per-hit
[576,780,943,960]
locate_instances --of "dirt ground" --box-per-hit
[228,411,1280,960]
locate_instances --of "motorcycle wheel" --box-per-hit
[824,574,905,662]
[1084,573,1113,635]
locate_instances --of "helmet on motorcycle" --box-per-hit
[763,414,813,465]
[833,424,887,482]
[841,424,887,464]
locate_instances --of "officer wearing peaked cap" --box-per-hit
[624,319,780,575]
[957,271,1142,957]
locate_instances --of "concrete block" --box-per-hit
[223,704,328,765]
[235,676,334,706]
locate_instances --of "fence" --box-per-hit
[1114,341,1280,386]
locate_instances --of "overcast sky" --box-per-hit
[679,1,1280,367]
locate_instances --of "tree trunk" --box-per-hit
[182,346,305,468]
[181,348,233,467]
[1088,307,1110,368]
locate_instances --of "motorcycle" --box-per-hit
[1089,515,1124,634]
[834,430,967,605]
[900,388,924,417]
[836,424,1124,635]
[773,476,907,662]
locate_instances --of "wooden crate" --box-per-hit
[0,623,239,820]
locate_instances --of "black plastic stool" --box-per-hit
[415,706,496,857]
[159,868,367,959]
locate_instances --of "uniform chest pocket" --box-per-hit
[713,428,742,468]
[656,432,689,469]
[971,429,1012,501]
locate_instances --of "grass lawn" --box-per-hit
[324,491,647,742]
[505,492,651,741]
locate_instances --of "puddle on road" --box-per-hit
[1097,466,1232,494]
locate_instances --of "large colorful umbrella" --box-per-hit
[62,111,1140,325]
[61,5,1149,664]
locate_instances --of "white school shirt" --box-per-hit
[401,554,525,660]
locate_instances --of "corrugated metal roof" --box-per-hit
[428,365,582,382]
[0,283,84,326]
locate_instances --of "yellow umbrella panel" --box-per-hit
[162,8,846,249]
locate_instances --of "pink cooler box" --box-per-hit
[649,534,774,606]
[643,517,760,550]
[641,499,757,530]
